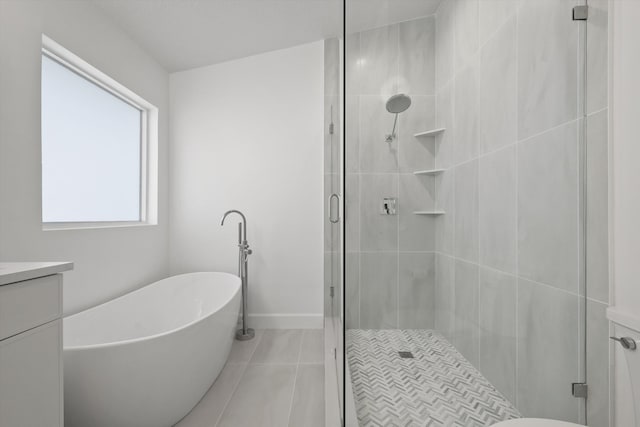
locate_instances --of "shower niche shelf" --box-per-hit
[413,211,446,216]
[413,168,445,176]
[414,128,445,138]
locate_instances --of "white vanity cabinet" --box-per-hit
[0,263,72,427]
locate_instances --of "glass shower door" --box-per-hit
[343,0,603,425]
[324,36,344,426]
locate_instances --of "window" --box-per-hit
[41,36,158,228]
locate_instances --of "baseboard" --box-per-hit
[247,313,324,329]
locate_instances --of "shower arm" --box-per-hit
[386,113,399,142]
[390,113,399,138]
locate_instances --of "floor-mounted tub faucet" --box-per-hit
[221,210,254,341]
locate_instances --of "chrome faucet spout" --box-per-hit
[221,210,247,241]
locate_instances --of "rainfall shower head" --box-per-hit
[386,93,411,114]
[385,94,411,142]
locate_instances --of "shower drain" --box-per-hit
[398,351,414,359]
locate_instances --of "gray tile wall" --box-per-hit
[431,0,610,424]
[346,16,438,331]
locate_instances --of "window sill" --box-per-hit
[42,221,157,231]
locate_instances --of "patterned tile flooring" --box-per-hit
[347,329,521,427]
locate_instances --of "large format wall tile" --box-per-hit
[399,252,436,329]
[478,0,520,46]
[455,0,479,70]
[435,253,455,340]
[479,146,516,274]
[346,252,360,329]
[479,18,517,154]
[359,24,399,96]
[586,299,610,427]
[586,0,608,115]
[346,173,360,252]
[454,259,479,366]
[517,279,581,422]
[586,110,609,303]
[518,0,579,139]
[399,16,435,96]
[398,95,436,173]
[435,83,455,169]
[454,61,479,163]
[399,174,435,252]
[435,0,455,90]
[518,121,578,293]
[360,252,398,329]
[454,160,479,262]
[360,174,398,251]
[479,267,517,404]
[435,169,455,255]
[346,32,361,96]
[359,95,399,173]
[346,95,359,173]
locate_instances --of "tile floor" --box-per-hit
[175,329,325,427]
[347,329,520,426]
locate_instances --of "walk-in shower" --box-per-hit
[344,0,610,426]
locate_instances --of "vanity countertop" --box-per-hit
[0,262,74,286]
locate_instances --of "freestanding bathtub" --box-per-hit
[63,272,241,427]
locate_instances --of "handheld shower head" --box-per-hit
[385,94,411,142]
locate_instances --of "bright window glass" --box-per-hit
[41,54,142,223]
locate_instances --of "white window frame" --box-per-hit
[41,35,159,230]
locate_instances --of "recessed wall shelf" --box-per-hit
[413,211,446,215]
[414,128,446,138]
[413,169,446,176]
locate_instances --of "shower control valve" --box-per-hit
[381,198,397,215]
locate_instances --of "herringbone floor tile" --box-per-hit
[347,329,521,427]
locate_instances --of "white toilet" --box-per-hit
[494,329,640,427]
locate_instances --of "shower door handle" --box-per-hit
[329,194,340,224]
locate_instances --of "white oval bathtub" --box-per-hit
[63,272,241,427]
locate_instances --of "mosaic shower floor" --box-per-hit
[347,329,521,427]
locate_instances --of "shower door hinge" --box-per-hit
[330,286,335,298]
[572,382,588,398]
[572,5,588,21]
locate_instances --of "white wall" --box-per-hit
[0,1,170,315]
[169,42,324,328]
[610,0,640,425]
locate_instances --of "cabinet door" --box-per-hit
[0,320,62,427]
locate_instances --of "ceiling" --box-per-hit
[93,0,443,73]
[346,0,443,34]
[94,0,341,72]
